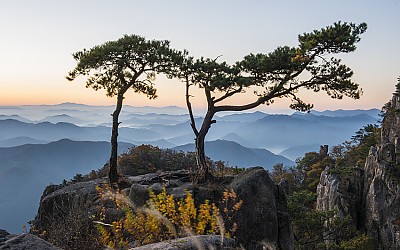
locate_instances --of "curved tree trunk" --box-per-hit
[108,93,124,184]
[193,110,215,184]
[194,133,208,183]
[185,81,216,184]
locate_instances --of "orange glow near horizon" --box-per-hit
[0,67,394,111]
[0,77,391,112]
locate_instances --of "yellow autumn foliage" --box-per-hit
[95,185,242,249]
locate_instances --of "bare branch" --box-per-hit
[185,75,199,136]
[213,85,243,103]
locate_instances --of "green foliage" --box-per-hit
[270,163,303,192]
[117,145,198,176]
[296,152,333,192]
[67,144,221,183]
[181,22,367,114]
[331,234,374,250]
[298,22,367,53]
[287,190,362,249]
[67,34,185,98]
[72,173,83,182]
[287,190,330,247]
[329,124,379,178]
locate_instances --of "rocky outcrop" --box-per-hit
[128,170,193,207]
[316,169,347,216]
[128,167,294,249]
[316,166,364,226]
[33,167,294,249]
[316,82,400,249]
[316,167,364,245]
[0,229,61,250]
[130,235,236,250]
[317,146,400,249]
[31,178,106,233]
[362,146,400,249]
[230,167,294,250]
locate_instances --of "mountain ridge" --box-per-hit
[173,139,294,169]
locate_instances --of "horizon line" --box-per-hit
[0,101,381,113]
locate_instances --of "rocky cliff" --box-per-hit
[316,81,400,249]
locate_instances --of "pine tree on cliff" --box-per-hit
[67,35,185,184]
[177,22,367,184]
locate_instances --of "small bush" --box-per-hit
[96,186,242,249]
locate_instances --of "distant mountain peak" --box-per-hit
[57,102,89,107]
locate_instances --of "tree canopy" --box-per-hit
[67,34,185,184]
[67,34,185,98]
[178,22,367,182]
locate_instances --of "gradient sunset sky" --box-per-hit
[0,0,399,112]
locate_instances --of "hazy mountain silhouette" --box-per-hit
[220,133,256,148]
[279,144,321,161]
[0,114,32,123]
[173,139,294,169]
[0,139,133,233]
[216,111,268,122]
[291,113,378,126]
[39,114,86,125]
[231,113,377,151]
[0,119,162,143]
[307,108,380,117]
[0,136,48,147]
[121,113,189,126]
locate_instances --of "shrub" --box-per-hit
[96,186,242,249]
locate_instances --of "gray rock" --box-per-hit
[230,167,294,250]
[0,230,10,245]
[31,179,105,232]
[130,184,153,207]
[276,181,295,250]
[0,230,61,250]
[316,168,350,218]
[130,235,236,250]
[363,149,400,249]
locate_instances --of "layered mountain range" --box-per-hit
[0,103,379,233]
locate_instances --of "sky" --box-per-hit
[0,0,399,112]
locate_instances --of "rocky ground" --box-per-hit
[29,167,293,250]
[0,229,61,250]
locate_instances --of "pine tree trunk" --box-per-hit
[194,134,208,183]
[193,110,215,184]
[108,93,124,184]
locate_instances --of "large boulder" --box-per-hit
[31,178,106,233]
[0,229,61,250]
[30,178,109,250]
[230,167,294,250]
